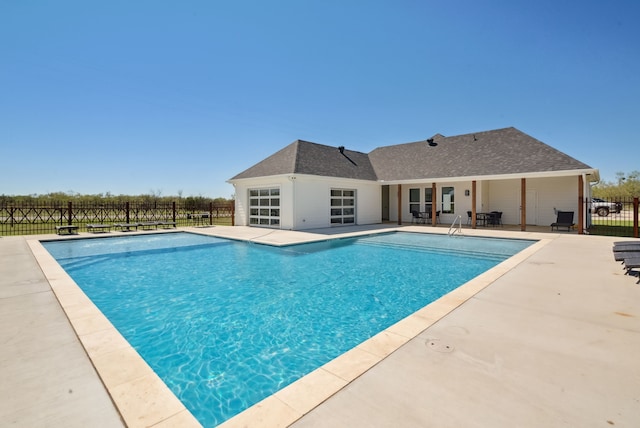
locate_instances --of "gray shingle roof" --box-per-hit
[230,128,594,182]
[230,140,378,181]
[369,127,593,181]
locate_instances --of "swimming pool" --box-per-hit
[43,231,534,427]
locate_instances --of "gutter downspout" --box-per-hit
[289,176,296,230]
[578,174,584,234]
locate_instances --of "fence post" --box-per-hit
[209,202,213,226]
[68,201,73,225]
[231,202,235,226]
[634,197,638,239]
[172,201,176,224]
[126,201,130,224]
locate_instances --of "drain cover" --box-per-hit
[426,339,454,353]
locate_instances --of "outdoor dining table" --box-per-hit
[420,211,440,224]
[475,212,496,227]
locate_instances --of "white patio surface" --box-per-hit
[1,225,639,427]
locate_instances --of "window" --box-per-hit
[442,187,454,214]
[330,189,356,225]
[248,188,280,227]
[424,188,433,213]
[409,188,420,214]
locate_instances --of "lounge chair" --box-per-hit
[612,244,640,262]
[614,250,640,262]
[613,244,640,251]
[86,224,111,233]
[550,211,574,231]
[411,210,425,224]
[113,223,139,231]
[613,241,640,247]
[138,221,160,230]
[622,256,640,283]
[55,225,79,235]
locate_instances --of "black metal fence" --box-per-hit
[0,200,235,236]
[3,197,637,237]
[585,197,639,238]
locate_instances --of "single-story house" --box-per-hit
[228,127,599,232]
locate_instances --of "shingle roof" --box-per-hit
[369,127,593,181]
[230,127,594,182]
[230,140,378,181]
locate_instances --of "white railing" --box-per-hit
[448,215,462,236]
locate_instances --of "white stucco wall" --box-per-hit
[292,176,381,230]
[484,179,520,225]
[231,175,381,230]
[486,176,580,226]
[524,176,580,226]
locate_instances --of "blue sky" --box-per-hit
[2,1,638,198]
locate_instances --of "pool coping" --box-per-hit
[28,225,552,428]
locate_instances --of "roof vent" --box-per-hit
[427,138,437,147]
[338,146,345,154]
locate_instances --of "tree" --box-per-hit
[593,170,640,200]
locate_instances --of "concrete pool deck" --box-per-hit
[1,225,639,427]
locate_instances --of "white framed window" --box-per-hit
[442,186,454,214]
[330,189,356,225]
[409,188,420,214]
[424,187,433,213]
[248,188,280,228]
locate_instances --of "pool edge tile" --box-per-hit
[28,228,551,428]
[216,395,301,428]
[28,239,202,428]
[149,409,202,427]
[321,346,381,382]
[275,367,348,415]
[90,346,155,390]
[109,372,188,428]
[356,330,410,359]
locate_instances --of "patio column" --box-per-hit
[431,183,437,226]
[67,201,73,226]
[520,178,526,231]
[634,198,639,238]
[578,175,584,234]
[397,184,402,225]
[471,180,477,228]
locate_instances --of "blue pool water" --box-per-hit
[43,232,534,427]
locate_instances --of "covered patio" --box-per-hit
[388,172,591,233]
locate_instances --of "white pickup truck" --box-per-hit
[590,198,623,217]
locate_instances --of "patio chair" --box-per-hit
[489,211,503,227]
[467,211,472,225]
[411,210,425,224]
[550,211,574,232]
